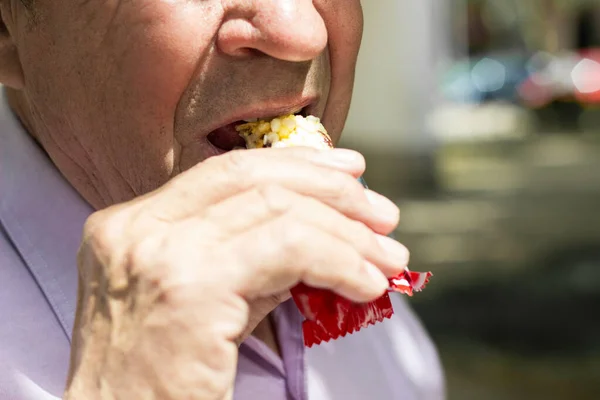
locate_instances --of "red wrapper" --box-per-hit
[291,269,432,347]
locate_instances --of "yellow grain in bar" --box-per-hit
[236,114,333,150]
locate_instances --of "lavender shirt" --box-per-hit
[0,89,445,399]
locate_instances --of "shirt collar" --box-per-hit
[0,87,93,341]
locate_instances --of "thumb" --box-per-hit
[235,291,291,346]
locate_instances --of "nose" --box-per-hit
[217,0,328,62]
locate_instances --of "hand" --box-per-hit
[64,147,409,400]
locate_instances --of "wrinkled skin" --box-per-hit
[2,0,362,209]
[0,1,411,399]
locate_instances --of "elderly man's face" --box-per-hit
[3,1,363,208]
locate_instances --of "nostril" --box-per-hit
[222,47,263,59]
[240,47,267,58]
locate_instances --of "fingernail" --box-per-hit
[319,149,364,168]
[376,235,410,266]
[363,261,389,291]
[365,190,400,222]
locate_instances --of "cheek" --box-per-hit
[21,3,219,191]
[316,0,363,142]
[109,6,213,127]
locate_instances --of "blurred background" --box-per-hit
[340,1,600,399]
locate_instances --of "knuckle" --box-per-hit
[125,234,163,272]
[163,178,195,208]
[194,149,253,184]
[83,211,113,245]
[82,209,128,260]
[348,219,377,247]
[337,246,364,275]
[324,248,360,279]
[322,271,345,292]
[82,211,104,238]
[255,183,294,216]
[271,218,313,272]
[326,173,363,203]
[305,242,363,291]
[277,218,312,252]
[221,149,254,176]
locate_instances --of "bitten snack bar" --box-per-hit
[236,114,333,149]
[237,115,432,347]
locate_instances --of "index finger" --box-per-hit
[151,148,398,235]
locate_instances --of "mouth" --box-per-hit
[206,102,314,152]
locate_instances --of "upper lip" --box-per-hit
[201,97,317,138]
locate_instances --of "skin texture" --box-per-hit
[0,1,411,399]
[1,0,362,209]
